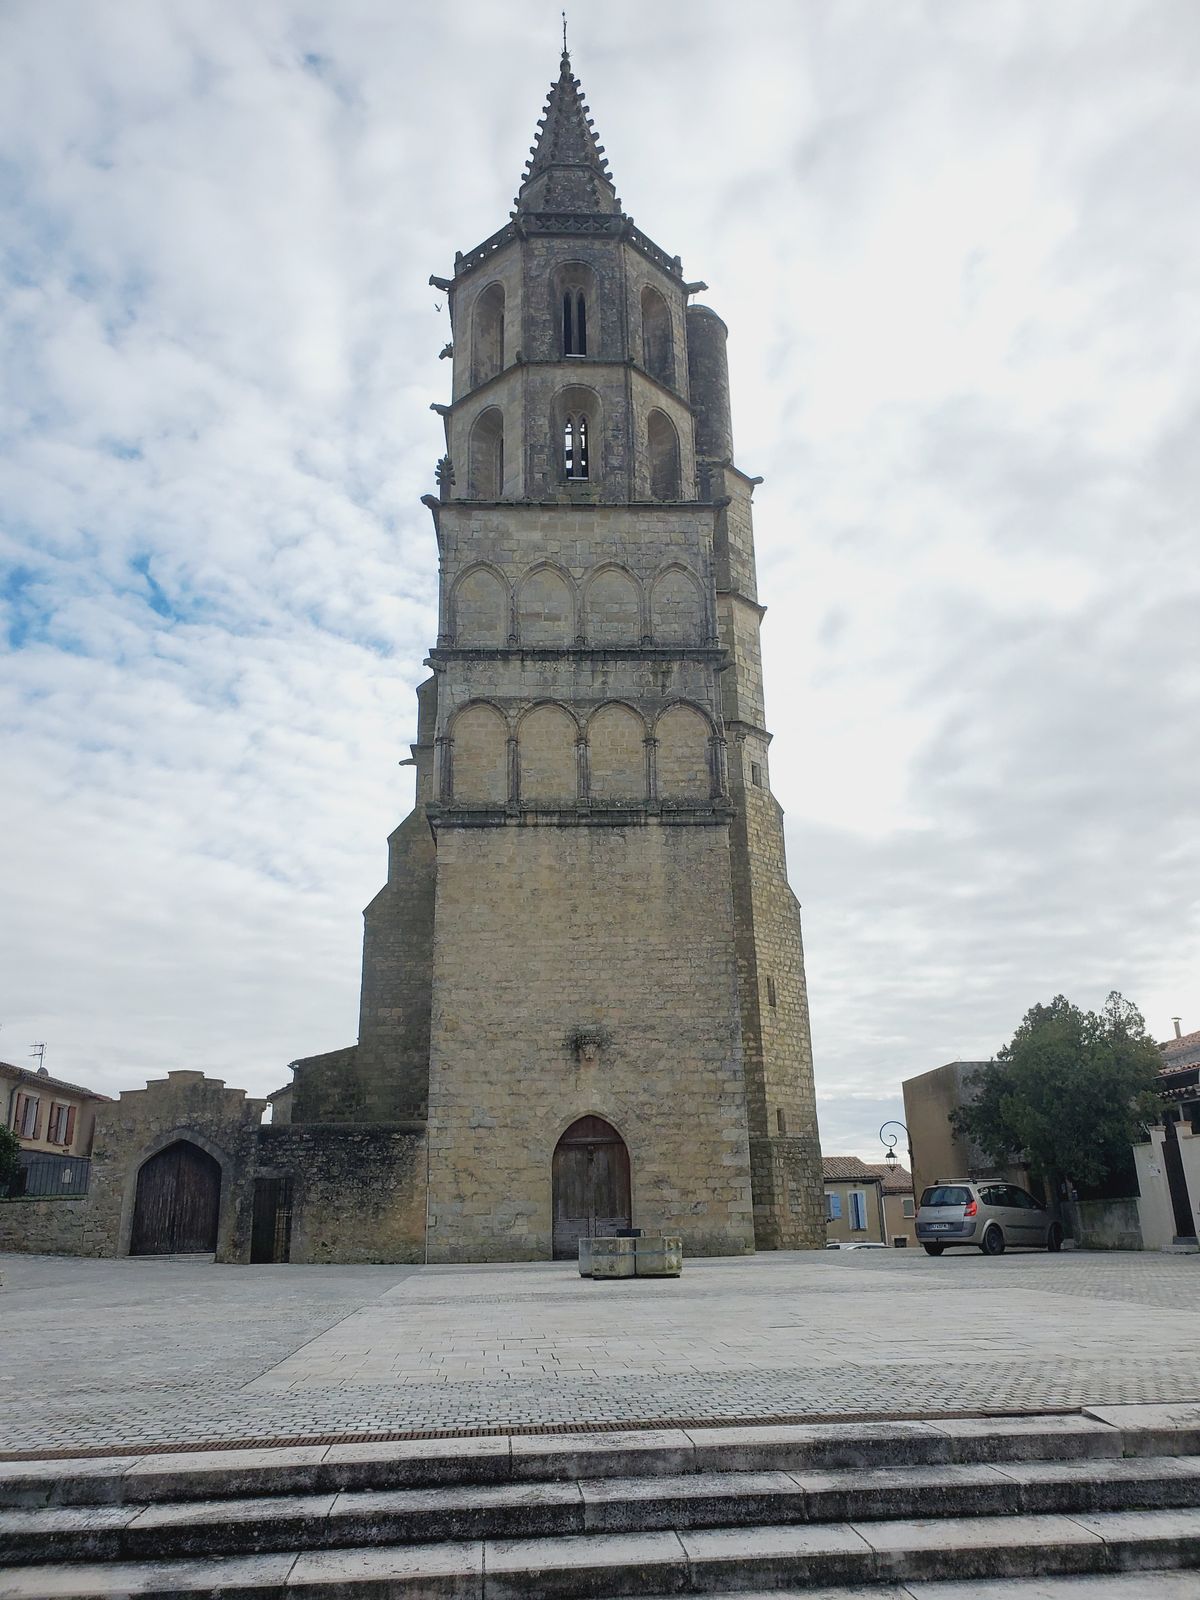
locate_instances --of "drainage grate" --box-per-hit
[0,1404,1078,1463]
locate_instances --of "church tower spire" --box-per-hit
[516,49,619,216]
[286,40,825,1265]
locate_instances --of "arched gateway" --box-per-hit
[130,1140,221,1256]
[552,1116,631,1260]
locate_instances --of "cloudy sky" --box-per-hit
[2,0,1197,1163]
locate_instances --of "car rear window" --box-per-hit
[921,1185,972,1207]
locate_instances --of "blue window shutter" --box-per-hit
[826,1192,842,1220]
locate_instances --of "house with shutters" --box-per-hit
[822,1156,887,1245]
[1,1061,110,1197]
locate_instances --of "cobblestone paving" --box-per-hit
[3,1248,1199,1454]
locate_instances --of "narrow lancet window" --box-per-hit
[564,414,590,479]
[563,290,588,355]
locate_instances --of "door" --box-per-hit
[130,1140,221,1256]
[1000,1185,1037,1244]
[250,1176,294,1264]
[1164,1118,1196,1241]
[552,1116,631,1260]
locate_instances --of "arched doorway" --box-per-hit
[552,1116,631,1260]
[130,1140,221,1256]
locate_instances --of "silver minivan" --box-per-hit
[916,1180,1064,1257]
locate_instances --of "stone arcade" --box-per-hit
[1,48,825,1265]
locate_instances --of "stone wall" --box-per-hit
[425,820,756,1262]
[0,1197,98,1256]
[90,1072,266,1261]
[255,1124,426,1265]
[0,1073,265,1261]
[0,1091,428,1267]
[1067,1198,1144,1251]
[710,460,824,1252]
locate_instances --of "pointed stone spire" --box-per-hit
[516,49,620,216]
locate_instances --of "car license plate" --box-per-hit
[926,1223,952,1230]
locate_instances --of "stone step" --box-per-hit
[5,1455,1200,1566]
[0,1414,1146,1510]
[2,1510,1200,1597]
[609,1576,1200,1599]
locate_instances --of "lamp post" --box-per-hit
[879,1120,915,1246]
[879,1120,913,1177]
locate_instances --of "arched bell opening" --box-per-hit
[551,1115,631,1260]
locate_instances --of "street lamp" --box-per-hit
[879,1120,912,1174]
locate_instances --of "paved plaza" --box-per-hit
[3,1248,1200,1457]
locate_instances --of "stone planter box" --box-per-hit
[634,1235,682,1277]
[590,1236,636,1278]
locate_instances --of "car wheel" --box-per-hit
[981,1225,1006,1256]
[922,1243,944,1256]
[1046,1222,1064,1253]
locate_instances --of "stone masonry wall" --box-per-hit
[0,1073,265,1261]
[0,1197,98,1256]
[425,821,756,1262]
[256,1124,426,1265]
[90,1072,266,1261]
[714,460,825,1252]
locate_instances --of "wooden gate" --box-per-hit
[250,1176,294,1264]
[1163,1117,1196,1241]
[552,1116,631,1260]
[129,1141,221,1256]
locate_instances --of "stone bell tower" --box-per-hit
[288,46,825,1261]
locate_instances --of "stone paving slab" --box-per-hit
[3,1250,1200,1455]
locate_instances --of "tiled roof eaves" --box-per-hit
[0,1062,112,1102]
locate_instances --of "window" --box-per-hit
[825,1191,842,1221]
[750,762,763,788]
[562,289,587,356]
[776,1107,787,1134]
[902,1197,915,1219]
[47,1102,76,1146]
[13,1093,40,1140]
[766,976,777,1008]
[564,413,589,479]
[920,1185,972,1207]
[849,1190,868,1231]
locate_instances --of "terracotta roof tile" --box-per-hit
[822,1155,876,1180]
[1160,1028,1200,1069]
[861,1161,914,1194]
[0,1061,112,1102]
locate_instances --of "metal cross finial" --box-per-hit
[562,11,568,54]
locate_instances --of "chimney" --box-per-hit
[1173,1017,1183,1040]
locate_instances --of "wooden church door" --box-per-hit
[552,1115,631,1259]
[130,1140,221,1256]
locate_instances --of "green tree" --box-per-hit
[950,992,1162,1192]
[0,1125,21,1194]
